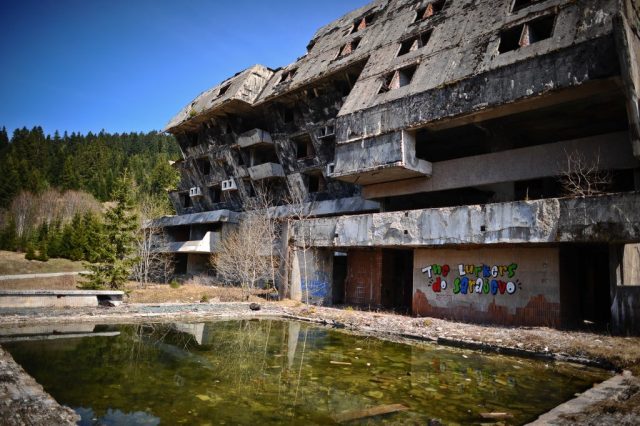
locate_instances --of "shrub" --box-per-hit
[169,279,180,289]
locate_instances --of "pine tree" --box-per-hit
[25,243,36,261]
[0,126,8,152]
[81,171,139,290]
[36,239,49,262]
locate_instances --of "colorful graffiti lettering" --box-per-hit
[423,263,521,295]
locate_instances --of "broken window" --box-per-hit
[218,84,231,97]
[414,1,446,23]
[196,157,211,176]
[512,0,548,12]
[498,14,556,54]
[350,12,376,34]
[337,38,361,58]
[209,185,222,203]
[378,64,418,94]
[293,134,315,159]
[397,30,432,56]
[279,68,297,84]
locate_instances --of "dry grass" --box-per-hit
[0,251,85,276]
[126,282,265,304]
[0,275,80,290]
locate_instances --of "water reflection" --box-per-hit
[3,320,609,425]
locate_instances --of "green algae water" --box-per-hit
[3,320,608,425]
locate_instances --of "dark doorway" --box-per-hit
[381,249,414,313]
[560,244,611,330]
[332,252,348,304]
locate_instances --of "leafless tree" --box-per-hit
[132,195,174,287]
[4,189,101,240]
[9,191,37,239]
[212,210,275,300]
[560,149,612,197]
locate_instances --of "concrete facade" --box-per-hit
[157,0,640,333]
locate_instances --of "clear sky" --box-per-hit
[0,0,368,136]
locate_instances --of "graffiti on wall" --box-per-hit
[421,263,522,295]
[303,271,330,301]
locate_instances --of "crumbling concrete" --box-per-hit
[0,346,79,425]
[157,0,640,331]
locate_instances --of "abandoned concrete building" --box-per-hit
[157,0,640,333]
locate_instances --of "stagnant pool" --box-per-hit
[3,320,608,425]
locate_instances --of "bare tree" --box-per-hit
[212,211,275,300]
[132,195,174,287]
[561,149,612,197]
[250,182,281,293]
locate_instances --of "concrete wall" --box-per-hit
[412,247,561,327]
[296,248,334,306]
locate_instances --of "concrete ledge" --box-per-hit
[528,372,633,425]
[0,290,124,309]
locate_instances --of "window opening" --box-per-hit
[279,68,297,83]
[293,134,315,159]
[398,30,432,56]
[337,38,361,58]
[181,193,192,208]
[209,185,222,203]
[350,12,376,34]
[379,64,418,93]
[218,84,231,97]
[307,173,326,193]
[414,1,446,22]
[498,14,555,53]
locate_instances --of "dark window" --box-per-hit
[499,14,555,54]
[414,1,446,22]
[398,30,432,56]
[196,157,211,176]
[379,64,418,94]
[209,186,221,203]
[279,68,297,83]
[181,193,192,208]
[350,12,376,34]
[512,0,548,12]
[293,134,315,159]
[307,173,326,193]
[218,84,231,97]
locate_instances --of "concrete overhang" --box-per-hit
[148,210,240,228]
[331,130,432,185]
[248,163,286,181]
[165,65,273,133]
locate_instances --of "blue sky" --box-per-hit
[0,0,368,136]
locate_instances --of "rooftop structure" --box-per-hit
[158,0,640,334]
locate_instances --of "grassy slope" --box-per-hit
[0,250,85,276]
